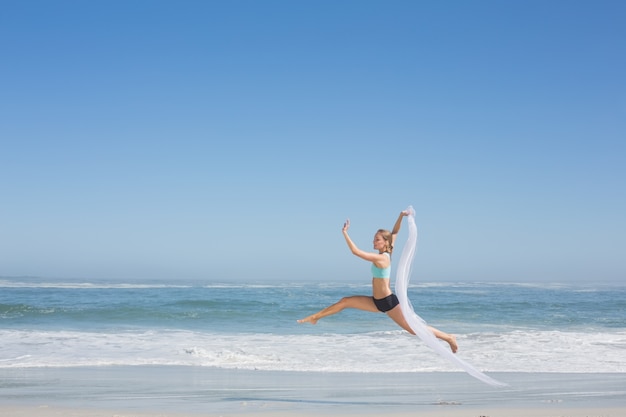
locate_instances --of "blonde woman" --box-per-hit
[298,210,458,353]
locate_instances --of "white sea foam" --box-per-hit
[1,328,624,373]
[0,280,192,289]
[0,279,375,292]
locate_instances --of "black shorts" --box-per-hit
[373,294,399,312]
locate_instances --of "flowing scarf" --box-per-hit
[395,206,507,387]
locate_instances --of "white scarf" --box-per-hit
[395,206,507,387]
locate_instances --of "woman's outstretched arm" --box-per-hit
[390,210,409,247]
[342,219,384,263]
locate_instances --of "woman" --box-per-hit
[298,210,458,353]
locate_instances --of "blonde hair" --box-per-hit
[376,229,393,254]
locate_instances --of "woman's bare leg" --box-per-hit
[386,305,458,353]
[427,325,458,353]
[298,296,378,324]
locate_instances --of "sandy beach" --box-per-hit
[1,367,625,417]
[2,404,625,417]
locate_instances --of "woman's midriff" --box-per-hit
[371,278,393,299]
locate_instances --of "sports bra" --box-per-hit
[371,252,391,279]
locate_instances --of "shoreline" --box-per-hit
[2,404,625,417]
[2,366,625,416]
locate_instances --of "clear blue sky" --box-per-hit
[1,1,624,284]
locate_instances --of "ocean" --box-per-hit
[1,277,624,374]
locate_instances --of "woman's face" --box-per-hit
[373,233,387,252]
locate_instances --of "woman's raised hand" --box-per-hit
[342,219,350,232]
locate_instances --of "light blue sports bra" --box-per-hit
[371,252,391,279]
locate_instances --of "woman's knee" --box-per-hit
[338,296,353,306]
[337,296,363,308]
[338,295,378,312]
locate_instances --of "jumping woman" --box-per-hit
[298,210,458,353]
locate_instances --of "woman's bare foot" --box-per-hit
[447,335,458,353]
[297,315,318,325]
[428,326,458,353]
